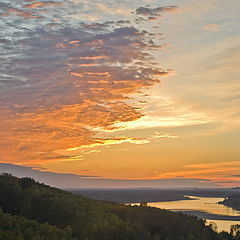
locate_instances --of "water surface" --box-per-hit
[136,195,240,232]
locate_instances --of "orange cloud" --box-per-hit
[155,161,240,187]
[6,7,39,18]
[0,8,170,170]
[25,1,63,9]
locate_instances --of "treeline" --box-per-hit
[0,209,74,240]
[0,174,238,240]
[220,194,240,211]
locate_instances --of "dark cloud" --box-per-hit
[216,181,240,184]
[136,6,177,16]
[136,6,178,20]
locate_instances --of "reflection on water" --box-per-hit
[136,196,240,232]
[205,220,240,233]
[149,196,240,217]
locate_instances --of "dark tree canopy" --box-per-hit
[0,174,236,240]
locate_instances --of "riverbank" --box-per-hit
[219,194,240,211]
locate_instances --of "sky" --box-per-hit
[0,0,239,188]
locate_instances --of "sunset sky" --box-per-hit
[0,0,239,188]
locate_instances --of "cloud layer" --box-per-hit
[0,0,171,166]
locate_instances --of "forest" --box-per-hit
[220,194,240,211]
[0,174,239,240]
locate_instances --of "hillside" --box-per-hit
[220,194,240,211]
[0,209,74,240]
[0,174,235,240]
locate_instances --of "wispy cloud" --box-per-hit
[150,131,179,139]
[201,24,220,32]
[157,161,240,187]
[136,6,178,16]
[135,5,179,21]
[0,163,219,188]
[24,1,63,9]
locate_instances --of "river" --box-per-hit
[134,195,240,232]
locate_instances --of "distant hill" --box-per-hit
[68,188,240,204]
[0,174,235,240]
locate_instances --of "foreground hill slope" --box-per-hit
[0,174,234,240]
[0,209,74,240]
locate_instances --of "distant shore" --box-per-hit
[70,188,189,203]
[69,188,240,204]
[219,195,240,211]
